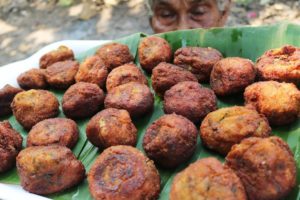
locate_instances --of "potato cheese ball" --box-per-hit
[170,157,247,200]
[17,68,47,90]
[88,145,160,200]
[0,84,22,117]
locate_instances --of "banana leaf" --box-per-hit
[0,23,300,200]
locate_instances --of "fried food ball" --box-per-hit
[88,145,160,200]
[75,55,108,89]
[11,89,59,130]
[151,62,198,96]
[86,108,137,149]
[244,81,300,126]
[0,121,23,173]
[105,82,154,118]
[45,60,79,89]
[106,63,147,92]
[226,136,297,200]
[164,81,217,123]
[39,45,74,69]
[210,57,256,96]
[138,36,172,73]
[256,45,300,85]
[16,145,85,195]
[200,106,271,155]
[96,43,133,71]
[143,114,197,168]
[174,47,223,82]
[27,118,78,149]
[17,68,47,90]
[62,82,105,119]
[0,85,23,117]
[170,157,247,200]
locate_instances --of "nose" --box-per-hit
[177,16,191,30]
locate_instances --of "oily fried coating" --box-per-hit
[0,85,23,117]
[27,118,79,149]
[11,90,59,130]
[106,63,147,92]
[86,108,137,149]
[39,45,74,69]
[226,136,297,200]
[17,68,47,90]
[170,157,247,200]
[174,47,223,82]
[17,145,85,195]
[88,145,160,200]
[143,114,197,168]
[0,121,23,173]
[200,106,271,155]
[244,81,300,125]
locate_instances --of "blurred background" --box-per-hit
[0,0,299,66]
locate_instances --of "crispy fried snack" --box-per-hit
[17,68,47,90]
[0,85,23,117]
[39,46,74,69]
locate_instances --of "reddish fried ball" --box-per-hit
[164,81,217,123]
[170,157,247,200]
[143,114,197,168]
[17,145,85,195]
[0,85,23,117]
[45,60,79,89]
[105,82,154,118]
[27,118,78,149]
[151,62,198,96]
[200,106,271,155]
[39,46,74,69]
[106,63,147,92]
[174,47,223,82]
[17,68,47,90]
[226,136,297,200]
[96,43,133,71]
[86,108,137,149]
[11,89,59,130]
[88,145,160,200]
[75,55,108,89]
[256,45,300,85]
[244,81,300,125]
[62,82,105,119]
[0,121,23,173]
[138,36,172,73]
[210,57,256,96]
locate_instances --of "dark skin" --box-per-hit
[150,0,231,33]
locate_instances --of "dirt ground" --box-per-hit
[0,0,299,66]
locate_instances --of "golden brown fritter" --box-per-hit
[88,145,160,200]
[0,121,23,173]
[104,82,154,118]
[143,114,197,168]
[200,106,271,155]
[151,62,198,96]
[17,68,47,90]
[16,145,85,195]
[174,47,223,82]
[170,157,247,200]
[39,46,74,69]
[106,63,148,92]
[0,85,23,117]
[226,136,297,200]
[210,57,256,96]
[244,81,300,126]
[27,118,79,149]
[86,108,137,149]
[45,60,79,89]
[96,43,133,71]
[62,82,105,119]
[75,55,108,89]
[256,45,300,85]
[11,89,59,130]
[164,81,217,123]
[138,36,172,73]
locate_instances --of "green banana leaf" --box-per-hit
[1,23,300,200]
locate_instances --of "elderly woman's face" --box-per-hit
[150,0,230,33]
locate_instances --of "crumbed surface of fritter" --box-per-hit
[17,68,47,90]
[39,46,74,69]
[0,85,23,117]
